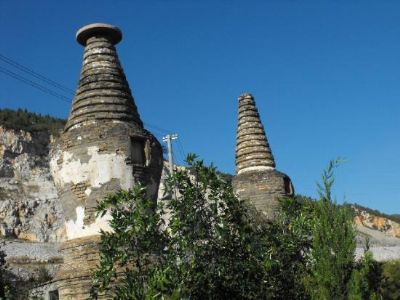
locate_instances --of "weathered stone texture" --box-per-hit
[45,23,164,299]
[0,126,64,242]
[50,23,163,243]
[235,93,275,175]
[233,93,294,219]
[52,236,105,299]
[65,26,141,132]
[233,169,293,219]
[51,122,162,229]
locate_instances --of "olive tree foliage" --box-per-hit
[90,187,167,299]
[147,155,274,299]
[90,154,309,299]
[90,155,382,299]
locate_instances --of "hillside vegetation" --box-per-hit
[0,108,65,135]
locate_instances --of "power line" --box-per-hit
[143,122,172,135]
[177,139,186,162]
[0,53,75,95]
[0,54,184,143]
[0,65,71,103]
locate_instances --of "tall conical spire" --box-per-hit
[65,23,142,131]
[235,93,275,175]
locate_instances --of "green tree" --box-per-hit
[380,260,400,300]
[304,160,356,300]
[146,154,273,299]
[348,249,382,300]
[92,156,377,300]
[90,188,167,299]
[91,155,308,299]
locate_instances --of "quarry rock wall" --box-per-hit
[0,126,64,242]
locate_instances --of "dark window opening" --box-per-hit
[284,177,293,195]
[49,290,59,300]
[131,137,145,166]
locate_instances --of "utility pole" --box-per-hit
[162,134,178,175]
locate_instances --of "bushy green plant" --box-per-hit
[91,155,281,299]
[303,160,357,300]
[348,249,382,300]
[90,188,167,299]
[91,156,384,299]
[380,260,400,299]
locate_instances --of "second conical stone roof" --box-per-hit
[235,93,276,174]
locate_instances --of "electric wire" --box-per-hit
[0,53,75,95]
[0,65,71,103]
[143,122,171,135]
[0,54,186,158]
[177,139,187,162]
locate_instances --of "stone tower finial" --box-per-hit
[235,93,275,175]
[65,23,142,131]
[76,23,122,46]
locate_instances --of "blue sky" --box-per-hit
[0,0,399,213]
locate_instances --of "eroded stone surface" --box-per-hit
[0,126,64,242]
[47,23,164,299]
[51,23,163,242]
[233,94,294,219]
[235,93,275,175]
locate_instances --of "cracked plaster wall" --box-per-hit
[50,121,163,241]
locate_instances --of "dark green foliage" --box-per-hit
[269,197,313,299]
[0,244,7,299]
[91,156,384,300]
[304,160,357,300]
[91,187,167,299]
[0,108,65,135]
[380,260,400,299]
[148,154,274,299]
[92,155,309,299]
[348,249,382,300]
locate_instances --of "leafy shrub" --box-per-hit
[380,260,400,299]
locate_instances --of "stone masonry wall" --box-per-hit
[50,121,162,241]
[233,169,293,219]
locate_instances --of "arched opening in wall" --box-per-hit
[283,177,293,195]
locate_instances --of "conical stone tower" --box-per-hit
[48,23,163,299]
[232,93,294,219]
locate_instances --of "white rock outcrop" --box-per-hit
[0,126,64,242]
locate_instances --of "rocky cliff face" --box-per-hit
[0,126,64,242]
[353,206,400,261]
[1,124,400,256]
[354,206,400,238]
